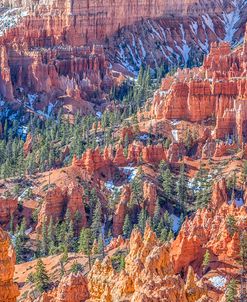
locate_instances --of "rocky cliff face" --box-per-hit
[150,25,247,145]
[0,228,19,302]
[36,184,87,232]
[0,0,226,46]
[171,179,247,274]
[0,197,18,227]
[0,0,246,110]
[87,225,206,302]
[107,0,247,72]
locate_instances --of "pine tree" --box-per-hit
[70,261,83,273]
[161,168,174,202]
[65,220,74,252]
[202,250,211,270]
[176,164,188,213]
[163,211,172,230]
[156,218,164,238]
[9,214,14,235]
[240,231,247,270]
[152,199,160,231]
[91,200,102,239]
[88,188,98,223]
[19,218,27,241]
[123,214,132,238]
[130,171,143,208]
[160,227,168,242]
[41,221,48,256]
[225,279,237,302]
[138,209,148,234]
[167,230,174,241]
[47,218,55,255]
[78,228,93,269]
[34,259,50,293]
[226,215,237,237]
[97,234,104,258]
[15,232,24,263]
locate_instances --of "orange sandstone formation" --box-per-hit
[150,27,247,145]
[87,225,206,302]
[0,198,18,226]
[171,180,246,273]
[37,185,87,231]
[0,228,19,302]
[45,272,89,302]
[143,181,157,217]
[112,185,131,237]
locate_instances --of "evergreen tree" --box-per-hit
[91,200,102,239]
[152,199,161,231]
[137,209,148,234]
[167,229,174,241]
[193,166,212,209]
[97,234,104,258]
[202,250,211,271]
[70,261,83,273]
[65,220,74,252]
[176,164,188,213]
[34,259,50,293]
[160,227,168,242]
[9,214,14,235]
[240,231,247,269]
[41,221,48,256]
[123,214,132,238]
[88,188,99,223]
[78,228,93,269]
[15,232,24,263]
[225,279,237,302]
[161,168,174,202]
[226,215,237,237]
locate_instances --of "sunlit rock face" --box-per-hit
[0,228,19,302]
[0,0,246,111]
[149,25,247,144]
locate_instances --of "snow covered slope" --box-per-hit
[107,0,247,72]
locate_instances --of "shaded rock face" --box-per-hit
[0,228,19,302]
[36,185,87,232]
[0,198,18,226]
[150,27,247,144]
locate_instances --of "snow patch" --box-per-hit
[121,167,138,181]
[209,276,227,289]
[228,198,244,207]
[172,130,179,142]
[170,214,180,233]
[0,8,28,36]
[222,0,241,42]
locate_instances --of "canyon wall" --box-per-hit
[0,0,246,110]
[150,25,247,144]
[0,0,224,46]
